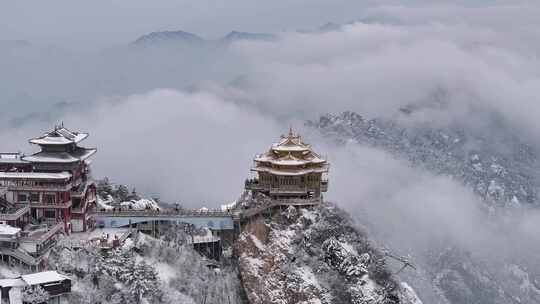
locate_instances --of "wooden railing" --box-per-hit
[245,179,327,193]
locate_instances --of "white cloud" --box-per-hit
[2,5,540,301]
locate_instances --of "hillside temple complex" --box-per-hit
[0,125,97,269]
[245,128,329,203]
[0,125,331,269]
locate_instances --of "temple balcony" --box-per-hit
[6,183,71,192]
[20,200,72,209]
[321,180,329,192]
[245,179,326,194]
[245,179,268,191]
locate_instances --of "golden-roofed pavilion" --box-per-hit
[245,128,329,202]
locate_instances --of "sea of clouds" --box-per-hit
[2,2,540,301]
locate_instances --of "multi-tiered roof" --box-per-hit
[22,125,97,164]
[252,128,329,175]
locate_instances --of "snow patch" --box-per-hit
[120,198,160,210]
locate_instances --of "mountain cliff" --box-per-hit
[236,199,422,304]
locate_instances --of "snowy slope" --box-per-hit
[48,232,245,304]
[309,111,540,208]
[236,201,422,304]
[309,111,540,304]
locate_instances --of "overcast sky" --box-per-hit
[0,0,372,49]
[1,0,529,50]
[3,3,540,301]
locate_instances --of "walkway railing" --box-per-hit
[0,248,38,266]
[91,198,321,221]
[21,222,64,243]
[91,209,233,218]
[245,180,326,194]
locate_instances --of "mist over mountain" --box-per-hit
[130,29,276,48]
[2,2,540,303]
[131,30,206,47]
[308,111,540,303]
[309,110,540,208]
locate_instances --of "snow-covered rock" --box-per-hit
[236,201,415,304]
[309,111,540,208]
[119,198,160,210]
[96,195,114,210]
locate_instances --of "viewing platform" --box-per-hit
[91,208,233,218]
[238,197,321,218]
[245,179,329,194]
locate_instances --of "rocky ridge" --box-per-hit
[236,200,422,304]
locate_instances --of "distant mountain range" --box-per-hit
[128,21,348,48]
[1,21,346,51]
[130,30,276,48]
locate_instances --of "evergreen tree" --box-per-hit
[127,261,161,302]
[127,188,141,201]
[22,285,49,304]
[115,185,130,202]
[96,177,113,197]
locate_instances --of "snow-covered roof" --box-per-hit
[29,126,89,146]
[0,278,25,288]
[271,128,311,153]
[253,129,328,173]
[0,171,71,180]
[0,153,29,164]
[255,152,326,166]
[21,271,70,285]
[22,148,96,164]
[0,224,21,236]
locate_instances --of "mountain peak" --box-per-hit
[221,31,275,42]
[131,30,205,47]
[319,22,342,32]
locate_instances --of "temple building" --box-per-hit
[0,125,97,233]
[245,128,329,203]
